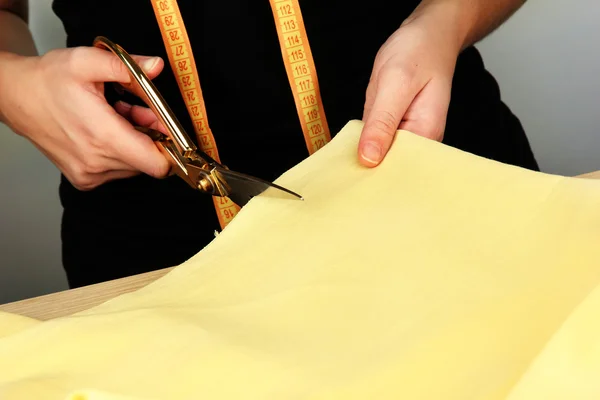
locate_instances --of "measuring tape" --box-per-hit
[268,0,332,153]
[150,0,330,229]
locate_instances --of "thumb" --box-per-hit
[358,72,415,167]
[70,47,164,83]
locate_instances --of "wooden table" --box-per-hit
[2,170,600,321]
[0,267,174,320]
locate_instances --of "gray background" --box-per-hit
[1,0,598,303]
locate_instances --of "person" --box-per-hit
[0,0,538,288]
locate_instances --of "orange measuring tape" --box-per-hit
[268,0,332,154]
[150,0,331,229]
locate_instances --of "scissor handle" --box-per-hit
[93,36,197,159]
[92,37,303,204]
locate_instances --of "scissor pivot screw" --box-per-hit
[198,178,213,193]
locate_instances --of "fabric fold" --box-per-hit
[0,120,598,399]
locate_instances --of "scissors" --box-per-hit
[93,36,303,207]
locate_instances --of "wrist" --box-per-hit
[0,51,29,128]
[0,51,43,142]
[402,0,475,52]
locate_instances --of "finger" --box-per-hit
[113,100,133,120]
[130,55,164,80]
[114,54,165,99]
[70,47,164,83]
[399,79,450,142]
[114,101,167,133]
[96,169,140,185]
[102,112,171,178]
[91,155,139,173]
[74,170,140,192]
[359,69,418,167]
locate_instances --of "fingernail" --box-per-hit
[141,57,160,71]
[361,142,381,165]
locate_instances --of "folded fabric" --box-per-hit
[0,120,599,399]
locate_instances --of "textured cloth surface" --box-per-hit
[0,120,598,399]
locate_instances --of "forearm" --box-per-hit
[406,0,526,51]
[0,1,37,125]
[0,8,37,56]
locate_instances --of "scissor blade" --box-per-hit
[215,167,303,207]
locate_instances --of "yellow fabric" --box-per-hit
[506,283,600,399]
[0,120,599,399]
[0,312,40,338]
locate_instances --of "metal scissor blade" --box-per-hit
[214,167,304,207]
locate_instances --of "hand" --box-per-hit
[113,100,166,136]
[0,46,171,191]
[358,10,462,167]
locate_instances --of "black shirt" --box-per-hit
[51,0,538,287]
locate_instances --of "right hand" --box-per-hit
[0,46,171,191]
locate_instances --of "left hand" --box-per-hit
[358,10,463,167]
